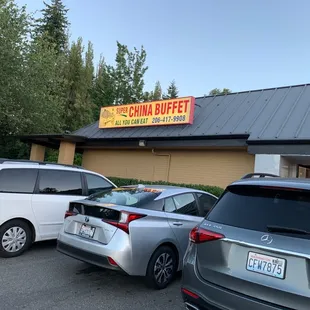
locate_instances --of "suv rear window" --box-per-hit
[207,185,310,236]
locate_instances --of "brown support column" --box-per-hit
[58,141,76,165]
[30,144,46,162]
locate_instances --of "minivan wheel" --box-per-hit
[0,220,32,258]
[145,245,177,290]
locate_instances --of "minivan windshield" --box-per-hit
[86,187,161,208]
[207,185,310,238]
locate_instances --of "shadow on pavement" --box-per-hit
[31,239,57,250]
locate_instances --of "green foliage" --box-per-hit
[73,153,83,166]
[143,81,162,101]
[152,81,162,100]
[0,0,65,158]
[0,138,29,159]
[26,37,66,134]
[45,149,82,166]
[209,88,232,96]
[0,0,228,162]
[92,57,117,119]
[45,149,59,162]
[0,0,30,137]
[163,80,178,99]
[113,41,148,105]
[34,0,69,54]
[92,42,149,119]
[107,177,224,197]
[63,37,94,131]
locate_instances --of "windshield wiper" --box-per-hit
[267,225,310,235]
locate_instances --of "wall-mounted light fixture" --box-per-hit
[139,140,147,147]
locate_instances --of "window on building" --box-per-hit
[0,168,38,193]
[38,170,82,196]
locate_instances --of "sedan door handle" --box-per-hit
[172,222,183,226]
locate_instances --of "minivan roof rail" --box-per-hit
[0,158,83,169]
[241,172,280,179]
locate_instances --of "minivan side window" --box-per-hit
[38,170,82,196]
[197,193,217,216]
[172,193,200,216]
[85,173,114,195]
[0,168,38,193]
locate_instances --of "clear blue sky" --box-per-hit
[16,0,310,97]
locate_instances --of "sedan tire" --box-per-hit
[0,220,32,258]
[145,245,177,290]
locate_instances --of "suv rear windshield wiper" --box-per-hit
[267,225,310,235]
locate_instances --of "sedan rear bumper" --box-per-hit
[57,241,122,271]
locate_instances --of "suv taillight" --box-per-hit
[64,210,77,219]
[103,211,146,234]
[189,226,225,244]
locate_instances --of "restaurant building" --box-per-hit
[21,83,310,188]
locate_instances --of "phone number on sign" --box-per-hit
[152,115,186,124]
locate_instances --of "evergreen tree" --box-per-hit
[0,0,66,158]
[142,91,151,102]
[114,42,130,104]
[92,57,116,119]
[114,41,148,104]
[130,46,148,102]
[35,0,69,54]
[209,88,232,96]
[152,81,162,100]
[163,80,178,99]
[82,41,95,118]
[64,37,93,131]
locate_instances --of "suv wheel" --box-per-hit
[146,245,177,290]
[0,220,32,258]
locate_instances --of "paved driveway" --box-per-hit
[0,241,184,310]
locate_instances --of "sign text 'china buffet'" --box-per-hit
[99,97,195,129]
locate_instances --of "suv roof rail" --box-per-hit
[241,172,280,179]
[0,158,83,169]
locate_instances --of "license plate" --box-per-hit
[79,224,96,238]
[246,251,286,279]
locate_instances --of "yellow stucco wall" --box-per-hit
[82,148,254,188]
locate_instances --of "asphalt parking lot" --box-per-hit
[0,241,184,310]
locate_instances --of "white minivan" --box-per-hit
[0,159,116,258]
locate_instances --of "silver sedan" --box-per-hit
[57,184,217,289]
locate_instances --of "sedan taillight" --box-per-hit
[103,211,146,234]
[64,210,77,219]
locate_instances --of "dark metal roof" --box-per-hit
[73,83,310,142]
[19,134,86,151]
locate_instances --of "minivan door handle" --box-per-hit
[172,221,183,226]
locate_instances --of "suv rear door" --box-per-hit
[196,184,310,309]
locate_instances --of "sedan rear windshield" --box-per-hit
[207,185,310,236]
[86,188,161,208]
